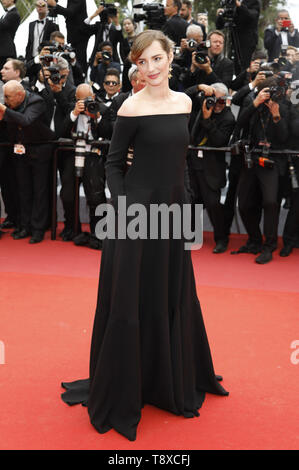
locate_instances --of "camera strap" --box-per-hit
[258,107,271,147]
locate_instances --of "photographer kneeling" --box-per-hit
[60,83,111,250]
[234,76,290,264]
[187,83,235,253]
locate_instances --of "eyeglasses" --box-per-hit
[104,81,119,86]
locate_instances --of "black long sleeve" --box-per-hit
[105,116,138,203]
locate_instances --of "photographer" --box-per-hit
[163,0,188,46]
[90,41,121,91]
[0,80,55,243]
[179,0,206,38]
[120,17,137,93]
[46,0,90,73]
[25,0,58,63]
[0,58,32,233]
[36,57,77,241]
[264,10,299,62]
[182,30,234,90]
[49,31,84,86]
[279,100,299,257]
[60,83,111,250]
[216,0,260,75]
[186,83,235,254]
[234,76,290,264]
[0,0,20,70]
[85,4,123,66]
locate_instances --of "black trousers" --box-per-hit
[238,164,280,251]
[14,153,52,233]
[0,147,20,225]
[58,152,106,234]
[282,190,299,246]
[189,168,228,243]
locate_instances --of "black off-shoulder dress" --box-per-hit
[61,114,228,441]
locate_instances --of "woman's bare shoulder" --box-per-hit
[171,91,192,113]
[117,94,142,117]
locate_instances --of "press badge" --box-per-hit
[14,144,26,155]
[197,150,203,158]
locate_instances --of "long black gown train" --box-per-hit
[61,114,228,441]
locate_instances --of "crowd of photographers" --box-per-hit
[0,0,299,264]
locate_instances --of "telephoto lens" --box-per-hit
[74,132,88,177]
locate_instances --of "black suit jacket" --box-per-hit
[162,15,188,46]
[264,26,299,61]
[3,91,55,159]
[188,106,235,190]
[53,0,89,46]
[25,18,59,61]
[0,6,20,58]
[61,111,112,142]
[183,54,234,90]
[87,21,123,65]
[38,80,76,138]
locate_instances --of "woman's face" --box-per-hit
[123,19,135,35]
[135,40,172,87]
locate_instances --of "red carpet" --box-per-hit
[0,226,298,450]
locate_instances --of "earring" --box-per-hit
[168,65,173,79]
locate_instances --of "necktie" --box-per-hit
[37,20,44,24]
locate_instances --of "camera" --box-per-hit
[83,97,101,115]
[99,2,118,23]
[197,91,217,110]
[46,65,61,84]
[282,19,292,32]
[194,40,211,64]
[101,50,112,62]
[187,39,198,50]
[133,3,166,30]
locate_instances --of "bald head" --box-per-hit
[3,80,26,109]
[76,83,94,100]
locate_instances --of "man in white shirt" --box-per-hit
[264,10,299,62]
[25,0,58,62]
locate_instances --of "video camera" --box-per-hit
[133,3,166,30]
[218,0,236,25]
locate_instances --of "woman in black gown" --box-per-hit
[61,29,228,442]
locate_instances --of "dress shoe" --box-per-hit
[231,242,262,255]
[61,228,76,241]
[73,232,90,246]
[29,231,44,244]
[12,228,31,240]
[0,219,15,229]
[213,240,228,254]
[89,234,102,250]
[279,245,293,257]
[255,250,273,264]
